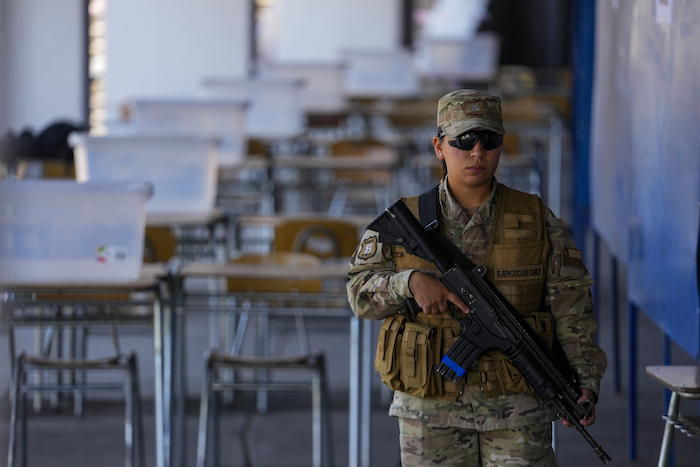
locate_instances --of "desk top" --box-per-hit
[217,151,399,177]
[271,154,398,170]
[1,263,167,292]
[646,365,700,394]
[178,262,349,280]
[146,209,227,227]
[235,213,374,230]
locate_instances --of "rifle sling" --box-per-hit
[418,184,478,271]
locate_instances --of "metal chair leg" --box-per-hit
[318,354,334,467]
[8,353,22,467]
[130,353,145,467]
[197,353,212,467]
[74,325,88,418]
[256,313,269,414]
[125,355,135,467]
[20,363,28,467]
[211,386,220,467]
[312,364,322,467]
[295,315,310,355]
[124,352,143,467]
[658,391,681,467]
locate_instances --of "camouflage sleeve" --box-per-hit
[544,208,608,400]
[346,230,415,320]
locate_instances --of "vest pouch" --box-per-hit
[400,322,440,398]
[524,311,555,350]
[495,352,535,396]
[375,314,407,391]
[478,350,535,398]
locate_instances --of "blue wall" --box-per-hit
[590,0,700,357]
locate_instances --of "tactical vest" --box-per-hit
[374,184,554,400]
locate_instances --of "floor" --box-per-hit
[1,245,699,467]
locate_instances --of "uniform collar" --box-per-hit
[439,176,499,226]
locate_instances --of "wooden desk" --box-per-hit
[1,263,165,292]
[234,213,374,230]
[1,264,171,467]
[271,153,398,171]
[146,209,227,229]
[178,261,348,280]
[217,152,399,175]
[646,366,700,466]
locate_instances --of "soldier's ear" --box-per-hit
[433,136,445,161]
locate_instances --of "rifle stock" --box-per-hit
[368,200,611,465]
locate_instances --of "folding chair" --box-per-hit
[196,349,333,467]
[8,351,144,467]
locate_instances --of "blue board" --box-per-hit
[591,0,700,357]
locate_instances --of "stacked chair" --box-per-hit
[195,251,334,467]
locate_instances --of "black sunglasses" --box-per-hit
[447,130,503,151]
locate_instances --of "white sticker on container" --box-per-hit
[96,246,128,264]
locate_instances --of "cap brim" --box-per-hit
[443,119,505,138]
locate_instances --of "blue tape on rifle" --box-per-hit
[441,356,466,377]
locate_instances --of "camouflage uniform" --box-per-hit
[399,418,555,467]
[346,179,607,466]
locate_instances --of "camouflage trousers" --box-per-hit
[398,418,557,467]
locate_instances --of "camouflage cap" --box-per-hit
[437,89,505,138]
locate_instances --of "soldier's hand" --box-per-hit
[408,271,469,315]
[560,388,596,427]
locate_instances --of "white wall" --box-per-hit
[266,0,402,63]
[104,0,250,121]
[2,0,85,133]
[0,0,398,133]
[0,1,9,136]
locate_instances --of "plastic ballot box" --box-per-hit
[0,180,152,284]
[70,133,219,214]
[129,98,248,166]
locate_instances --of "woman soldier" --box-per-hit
[346,89,607,467]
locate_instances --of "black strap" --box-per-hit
[418,184,440,231]
[418,184,477,271]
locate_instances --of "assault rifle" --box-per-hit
[367,199,611,465]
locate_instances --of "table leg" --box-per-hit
[174,310,187,465]
[153,296,167,467]
[349,316,360,467]
[163,296,175,467]
[360,319,372,467]
[348,316,373,467]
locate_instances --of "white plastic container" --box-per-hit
[0,180,152,285]
[341,49,420,99]
[69,133,219,214]
[414,32,501,81]
[129,98,248,165]
[200,78,306,140]
[259,62,348,113]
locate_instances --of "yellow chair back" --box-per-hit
[226,252,323,293]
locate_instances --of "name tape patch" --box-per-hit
[495,265,543,280]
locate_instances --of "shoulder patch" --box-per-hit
[358,235,378,260]
[563,247,585,269]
